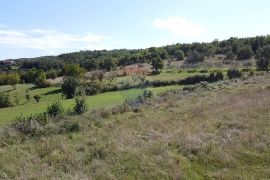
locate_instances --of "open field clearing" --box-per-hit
[0,74,269,179]
[0,84,182,125]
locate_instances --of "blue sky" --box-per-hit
[0,0,270,59]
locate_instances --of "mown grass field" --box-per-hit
[0,83,182,125]
[0,74,269,179]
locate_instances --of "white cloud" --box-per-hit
[0,28,109,50]
[153,16,206,37]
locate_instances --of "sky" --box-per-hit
[0,0,270,59]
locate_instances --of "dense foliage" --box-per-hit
[256,45,270,71]
[227,69,242,79]
[61,77,81,99]
[10,35,270,72]
[0,93,13,108]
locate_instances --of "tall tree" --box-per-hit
[256,45,270,71]
[151,57,164,71]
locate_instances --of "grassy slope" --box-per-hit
[0,84,182,125]
[0,75,269,179]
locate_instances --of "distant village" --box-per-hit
[0,59,16,66]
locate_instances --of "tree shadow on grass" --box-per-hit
[43,89,62,95]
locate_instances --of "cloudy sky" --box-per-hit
[0,0,270,59]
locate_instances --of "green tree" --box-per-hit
[46,70,57,79]
[35,70,47,86]
[186,51,204,64]
[227,69,242,79]
[73,96,88,114]
[46,101,64,117]
[174,50,185,61]
[63,64,85,78]
[237,46,254,60]
[5,73,20,87]
[0,93,14,108]
[224,51,236,61]
[151,57,164,71]
[101,58,117,71]
[62,77,81,99]
[256,45,270,71]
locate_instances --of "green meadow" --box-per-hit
[0,83,182,125]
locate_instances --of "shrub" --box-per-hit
[62,121,80,133]
[33,95,41,103]
[84,81,103,95]
[73,96,88,114]
[3,73,20,86]
[151,56,164,71]
[174,50,185,60]
[256,45,270,71]
[180,75,209,85]
[46,70,58,79]
[224,51,236,63]
[187,69,197,73]
[37,80,51,88]
[248,70,255,76]
[62,77,81,99]
[143,90,153,98]
[199,69,208,73]
[25,90,31,102]
[63,63,85,78]
[208,71,223,82]
[46,101,64,117]
[0,93,14,108]
[12,113,49,136]
[227,69,242,79]
[186,50,204,64]
[237,46,254,60]
[183,86,196,92]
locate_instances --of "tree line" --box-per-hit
[12,35,269,70]
[1,35,270,87]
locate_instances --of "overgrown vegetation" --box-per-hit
[0,74,269,179]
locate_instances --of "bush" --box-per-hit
[143,90,153,98]
[73,96,88,114]
[227,69,242,79]
[0,73,20,86]
[237,46,254,60]
[208,71,223,82]
[33,95,41,103]
[224,51,236,63]
[183,86,196,92]
[63,63,85,78]
[187,69,197,73]
[199,69,208,73]
[62,121,80,133]
[25,90,31,102]
[0,93,14,108]
[151,56,164,71]
[256,45,270,71]
[174,50,185,60]
[62,77,81,99]
[84,81,103,95]
[12,113,49,136]
[249,70,255,76]
[180,75,208,85]
[46,101,64,117]
[46,70,58,79]
[180,72,223,85]
[186,51,204,64]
